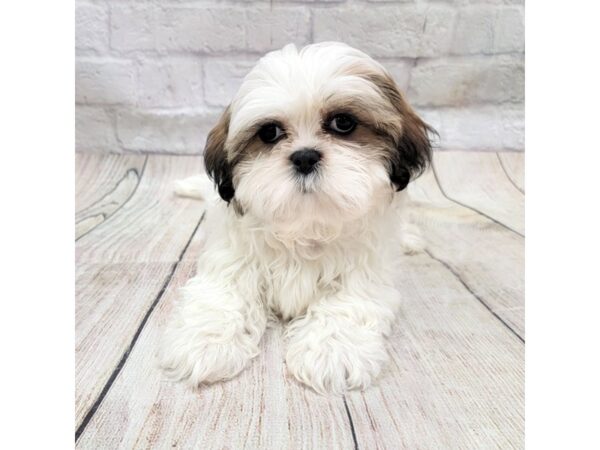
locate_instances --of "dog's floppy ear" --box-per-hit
[390,107,434,191]
[372,74,434,191]
[204,106,235,202]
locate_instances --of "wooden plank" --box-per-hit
[75,153,146,211]
[407,169,524,337]
[75,153,524,447]
[346,252,524,449]
[76,154,207,429]
[76,262,355,449]
[75,262,174,430]
[76,155,206,263]
[498,152,525,193]
[433,151,525,235]
[75,153,147,239]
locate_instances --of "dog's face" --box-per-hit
[204,42,432,233]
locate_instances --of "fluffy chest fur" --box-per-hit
[198,197,402,320]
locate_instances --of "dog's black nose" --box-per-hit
[290,149,321,175]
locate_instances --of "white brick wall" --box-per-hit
[76,0,524,154]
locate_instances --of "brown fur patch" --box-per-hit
[365,71,434,189]
[205,63,434,200]
[204,106,236,202]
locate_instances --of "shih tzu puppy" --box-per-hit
[160,42,433,394]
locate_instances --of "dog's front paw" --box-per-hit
[159,324,259,387]
[285,324,388,395]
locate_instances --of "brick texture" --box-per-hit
[76,0,524,154]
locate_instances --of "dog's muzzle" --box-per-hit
[290,148,321,175]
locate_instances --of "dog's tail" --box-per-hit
[174,174,219,203]
[399,221,426,254]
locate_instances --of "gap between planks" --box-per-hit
[75,152,524,448]
[76,209,361,448]
[496,152,525,194]
[75,213,206,442]
[424,249,524,344]
[431,155,524,238]
[419,153,525,341]
[409,161,524,339]
[75,155,207,429]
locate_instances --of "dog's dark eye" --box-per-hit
[328,114,357,135]
[258,123,284,143]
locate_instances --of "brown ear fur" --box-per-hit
[204,107,235,202]
[371,73,434,191]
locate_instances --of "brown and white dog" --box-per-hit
[160,42,433,394]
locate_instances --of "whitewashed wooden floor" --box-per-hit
[75,151,524,449]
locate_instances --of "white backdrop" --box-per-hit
[75,0,524,154]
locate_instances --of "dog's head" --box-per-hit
[204,42,433,232]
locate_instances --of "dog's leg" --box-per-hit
[285,280,399,395]
[159,270,267,387]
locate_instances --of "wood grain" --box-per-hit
[498,152,525,193]
[76,262,174,429]
[75,154,207,430]
[76,155,206,263]
[346,253,524,449]
[75,153,147,239]
[75,152,524,449]
[433,151,525,235]
[407,169,525,338]
[76,262,356,449]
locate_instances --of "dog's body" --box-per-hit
[160,42,432,394]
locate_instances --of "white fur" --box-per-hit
[173,175,217,201]
[160,43,425,395]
